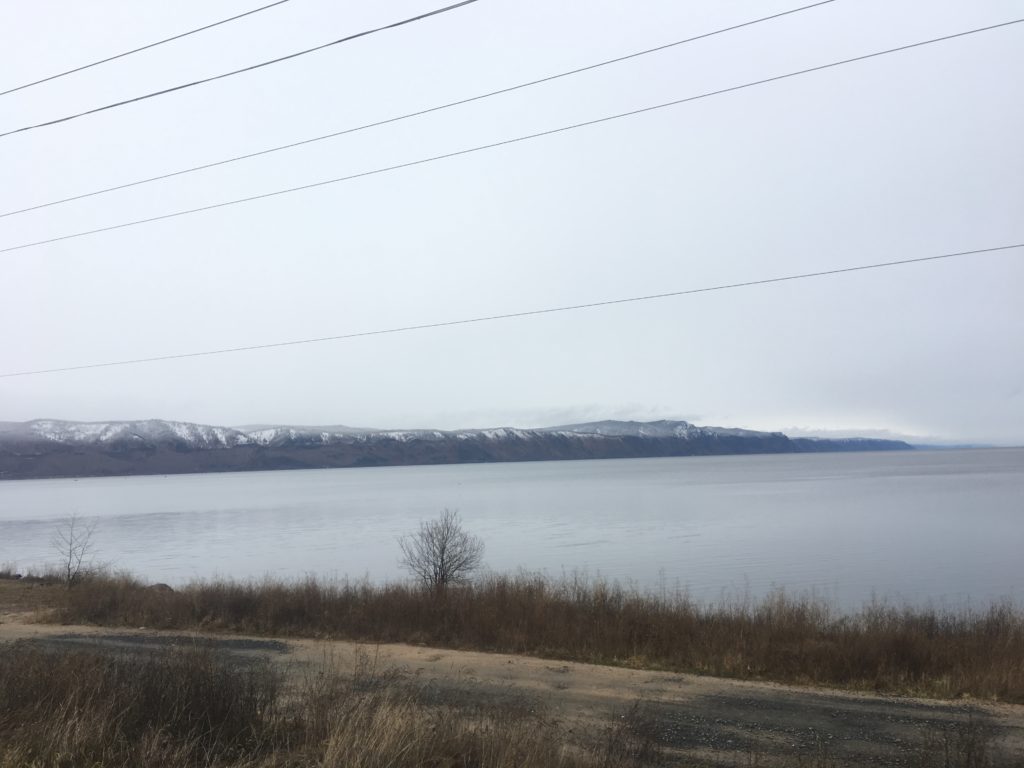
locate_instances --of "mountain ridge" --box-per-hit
[0,418,913,480]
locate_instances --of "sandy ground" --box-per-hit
[2,605,1022,766]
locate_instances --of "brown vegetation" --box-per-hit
[0,643,656,768]
[51,571,1024,703]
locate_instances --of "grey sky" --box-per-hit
[2,0,1022,444]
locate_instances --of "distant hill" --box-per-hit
[0,418,913,480]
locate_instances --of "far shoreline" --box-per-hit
[0,441,951,483]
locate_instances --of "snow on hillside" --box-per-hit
[544,420,703,439]
[545,420,789,440]
[0,418,801,450]
[13,420,254,448]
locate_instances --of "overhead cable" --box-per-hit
[2,18,1020,257]
[1,244,1019,379]
[0,0,295,97]
[0,0,480,139]
[0,0,838,219]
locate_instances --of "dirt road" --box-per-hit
[2,613,1021,766]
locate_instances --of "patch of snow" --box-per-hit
[543,420,700,439]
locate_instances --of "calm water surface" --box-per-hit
[0,449,1020,609]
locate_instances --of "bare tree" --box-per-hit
[51,514,99,587]
[398,509,484,591]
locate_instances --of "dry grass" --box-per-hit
[0,643,280,766]
[50,572,1024,703]
[0,577,65,613]
[0,643,657,768]
[0,642,1012,768]
[0,563,21,580]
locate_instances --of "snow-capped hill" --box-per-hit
[373,430,450,442]
[25,420,118,443]
[245,426,324,446]
[701,425,786,439]
[544,420,702,439]
[20,419,253,448]
[455,428,533,441]
[240,424,379,445]
[0,417,913,480]
[244,424,426,446]
[547,420,789,440]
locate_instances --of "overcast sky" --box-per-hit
[1,0,1021,444]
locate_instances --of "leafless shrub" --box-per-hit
[50,514,102,587]
[398,509,484,592]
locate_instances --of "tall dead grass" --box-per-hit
[55,571,1024,702]
[0,643,655,768]
[0,643,281,766]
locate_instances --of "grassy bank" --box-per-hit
[0,642,659,768]
[46,571,1024,702]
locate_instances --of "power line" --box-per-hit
[0,0,480,139]
[2,19,1019,257]
[1,244,1019,379]
[0,0,838,220]
[0,0,295,97]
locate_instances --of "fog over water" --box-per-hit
[0,449,1020,610]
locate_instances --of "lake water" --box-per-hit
[0,449,1020,609]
